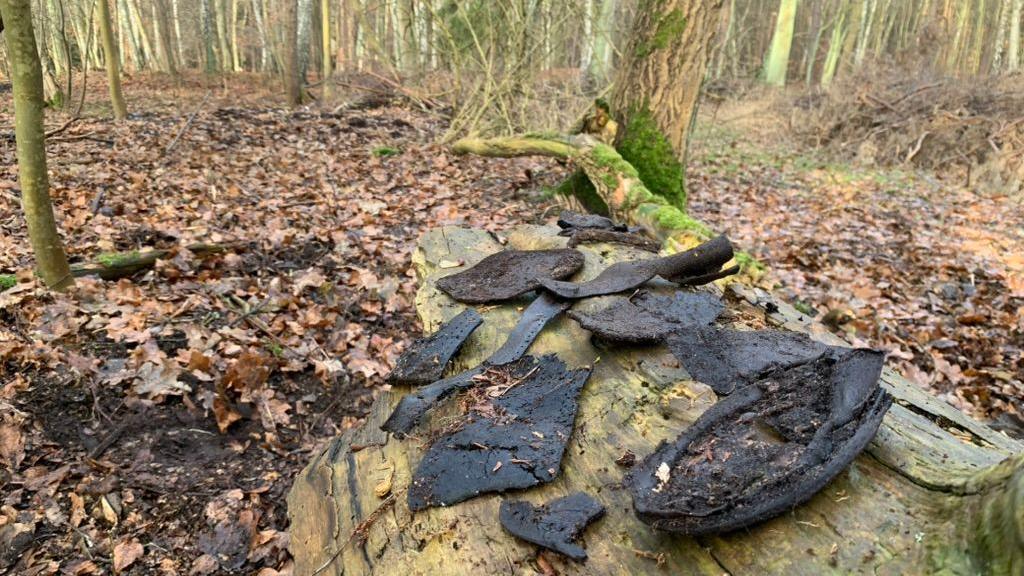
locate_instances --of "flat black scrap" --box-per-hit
[666,327,831,395]
[627,347,891,536]
[407,355,592,511]
[387,309,483,385]
[382,293,569,437]
[435,248,584,304]
[566,229,661,252]
[499,492,605,561]
[538,235,734,299]
[556,210,627,233]
[568,291,724,344]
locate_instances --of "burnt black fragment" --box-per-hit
[499,492,605,561]
[387,309,483,385]
[556,210,626,233]
[407,355,592,511]
[568,291,724,344]
[665,327,830,395]
[436,249,584,304]
[566,229,661,252]
[628,347,890,536]
[538,235,734,299]
[382,293,570,436]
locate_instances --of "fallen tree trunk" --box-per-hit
[288,224,1023,576]
[69,243,237,280]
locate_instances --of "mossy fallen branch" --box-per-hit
[452,134,765,277]
[70,243,238,281]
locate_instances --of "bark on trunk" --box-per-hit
[97,0,127,120]
[0,0,74,291]
[283,0,302,105]
[288,223,1024,576]
[609,0,723,208]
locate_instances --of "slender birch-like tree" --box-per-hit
[0,0,74,291]
[97,0,127,119]
[764,0,798,86]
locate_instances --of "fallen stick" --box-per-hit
[70,243,240,280]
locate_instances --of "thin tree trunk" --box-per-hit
[230,0,240,71]
[321,0,331,96]
[1009,0,1023,70]
[250,0,269,71]
[283,0,302,105]
[172,0,184,67]
[763,0,798,86]
[97,0,127,119]
[821,1,848,86]
[200,0,217,72]
[0,0,74,291]
[215,0,230,71]
[993,0,1010,72]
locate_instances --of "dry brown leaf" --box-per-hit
[112,539,144,573]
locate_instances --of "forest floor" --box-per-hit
[1,75,1021,575]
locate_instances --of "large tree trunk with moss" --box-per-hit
[287,222,1024,576]
[0,0,74,291]
[96,0,127,120]
[606,0,723,209]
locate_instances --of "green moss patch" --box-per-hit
[0,274,16,292]
[617,106,686,209]
[372,146,401,158]
[636,8,687,58]
[555,170,609,214]
[96,251,142,267]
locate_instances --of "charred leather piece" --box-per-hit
[556,210,627,234]
[382,293,569,436]
[628,347,890,536]
[407,355,592,511]
[537,235,734,299]
[666,327,831,395]
[566,229,661,252]
[435,249,584,304]
[499,492,605,561]
[387,309,483,385]
[568,291,724,344]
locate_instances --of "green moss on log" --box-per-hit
[555,170,609,214]
[636,8,687,58]
[0,274,16,292]
[616,106,686,208]
[96,251,143,267]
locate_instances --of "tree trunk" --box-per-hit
[0,0,74,291]
[820,1,848,86]
[1009,0,1023,71]
[288,219,1024,576]
[282,0,302,105]
[321,0,331,96]
[609,0,723,211]
[763,0,798,86]
[96,0,127,120]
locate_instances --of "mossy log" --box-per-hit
[453,134,747,263]
[69,243,236,280]
[288,224,1023,576]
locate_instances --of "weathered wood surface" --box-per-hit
[288,224,1023,576]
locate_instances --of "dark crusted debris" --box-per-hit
[556,210,627,233]
[666,327,831,395]
[435,248,585,303]
[628,346,891,536]
[499,492,606,561]
[566,228,662,252]
[538,235,735,299]
[407,355,592,511]
[382,293,570,436]
[568,291,724,344]
[387,309,483,385]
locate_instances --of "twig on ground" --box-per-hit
[163,90,212,155]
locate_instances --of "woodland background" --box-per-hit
[1,0,1023,574]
